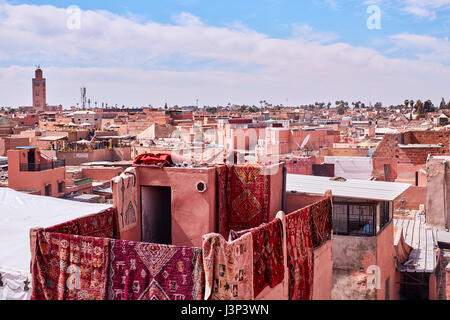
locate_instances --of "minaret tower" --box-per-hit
[32,65,46,112]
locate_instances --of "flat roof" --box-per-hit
[398,144,443,148]
[394,214,438,273]
[38,136,67,141]
[286,174,411,201]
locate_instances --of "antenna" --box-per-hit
[80,87,87,109]
[300,134,311,149]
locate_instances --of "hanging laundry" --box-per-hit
[31,231,110,300]
[107,240,204,300]
[218,163,271,238]
[248,218,284,298]
[112,167,139,233]
[228,223,265,242]
[78,208,117,239]
[286,206,314,300]
[45,207,117,239]
[310,197,333,248]
[202,232,254,300]
[132,153,183,168]
[215,165,228,237]
[44,217,79,235]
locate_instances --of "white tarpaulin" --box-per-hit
[324,156,373,180]
[0,188,112,300]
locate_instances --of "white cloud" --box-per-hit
[291,23,339,44]
[401,0,450,19]
[0,2,449,108]
[172,12,203,26]
[388,33,450,62]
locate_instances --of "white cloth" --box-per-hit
[0,267,31,300]
[0,188,112,276]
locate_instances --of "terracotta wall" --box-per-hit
[320,147,369,157]
[136,167,217,248]
[81,167,123,182]
[0,137,30,156]
[376,222,400,300]
[372,157,398,182]
[285,192,325,214]
[447,266,450,300]
[53,147,131,165]
[283,157,315,175]
[7,149,66,197]
[394,186,427,211]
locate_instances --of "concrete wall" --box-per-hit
[313,239,333,300]
[426,159,450,230]
[325,156,373,180]
[332,221,399,300]
[332,234,378,300]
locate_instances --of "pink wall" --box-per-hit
[269,163,284,221]
[7,149,66,197]
[394,186,427,211]
[54,147,131,165]
[447,268,450,300]
[313,239,333,300]
[285,192,325,214]
[376,222,400,300]
[284,157,315,175]
[117,163,284,248]
[0,137,30,156]
[136,166,217,247]
[81,167,123,181]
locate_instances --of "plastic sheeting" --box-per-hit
[0,267,31,300]
[0,188,112,279]
[324,156,373,180]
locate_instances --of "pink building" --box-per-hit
[7,147,66,197]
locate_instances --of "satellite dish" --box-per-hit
[300,134,311,149]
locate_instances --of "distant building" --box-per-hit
[7,146,66,197]
[72,110,102,129]
[32,66,46,112]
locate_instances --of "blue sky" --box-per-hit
[7,0,450,52]
[1,0,450,107]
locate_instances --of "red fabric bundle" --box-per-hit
[132,153,182,168]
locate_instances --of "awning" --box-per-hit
[0,188,112,273]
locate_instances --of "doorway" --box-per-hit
[140,186,172,245]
